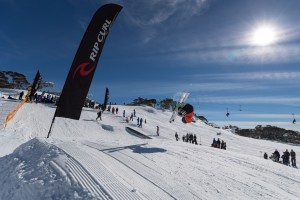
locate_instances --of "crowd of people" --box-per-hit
[211,138,227,150]
[266,149,297,168]
[105,107,149,130]
[174,133,198,144]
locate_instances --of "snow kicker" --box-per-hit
[125,127,152,139]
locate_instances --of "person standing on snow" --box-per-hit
[130,113,134,121]
[273,149,280,162]
[291,149,296,167]
[139,118,143,128]
[96,111,102,121]
[156,126,159,136]
[264,152,268,159]
[175,132,179,141]
[19,91,24,100]
[282,149,290,165]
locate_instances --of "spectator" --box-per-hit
[217,138,221,148]
[96,111,102,121]
[211,138,217,147]
[112,107,115,114]
[264,152,268,159]
[271,149,280,162]
[139,118,143,128]
[19,91,24,100]
[189,134,193,143]
[220,140,227,150]
[34,93,38,103]
[193,134,197,145]
[130,113,134,121]
[291,149,296,167]
[156,126,159,136]
[175,132,179,141]
[282,149,290,166]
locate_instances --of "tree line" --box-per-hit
[235,125,300,144]
[0,71,54,91]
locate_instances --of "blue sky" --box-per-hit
[1,0,300,131]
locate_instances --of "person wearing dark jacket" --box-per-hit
[221,140,226,150]
[291,149,296,167]
[193,134,197,145]
[19,91,24,100]
[282,149,290,165]
[96,111,102,121]
[216,138,221,148]
[175,132,179,141]
[264,152,268,159]
[272,150,280,162]
[212,138,217,147]
[139,118,143,128]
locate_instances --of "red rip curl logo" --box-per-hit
[73,62,96,79]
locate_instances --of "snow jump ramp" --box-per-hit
[125,127,152,139]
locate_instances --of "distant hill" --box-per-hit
[235,125,300,144]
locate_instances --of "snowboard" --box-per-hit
[169,92,190,123]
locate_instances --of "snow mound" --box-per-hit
[141,107,156,114]
[101,124,114,132]
[0,138,92,200]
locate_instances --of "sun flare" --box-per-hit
[252,26,276,46]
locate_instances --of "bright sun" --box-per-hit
[252,26,276,46]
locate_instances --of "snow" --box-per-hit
[0,99,299,199]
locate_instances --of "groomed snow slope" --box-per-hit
[0,103,299,200]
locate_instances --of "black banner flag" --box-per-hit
[26,70,42,101]
[55,4,122,120]
[103,87,109,110]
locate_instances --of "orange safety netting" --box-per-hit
[4,98,27,127]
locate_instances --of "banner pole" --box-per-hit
[47,116,56,138]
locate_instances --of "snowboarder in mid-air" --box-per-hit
[177,104,195,123]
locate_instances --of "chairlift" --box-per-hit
[239,105,242,111]
[226,108,230,117]
[292,113,296,124]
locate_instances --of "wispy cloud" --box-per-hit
[234,113,297,119]
[189,96,300,106]
[122,0,209,44]
[93,80,271,99]
[0,30,24,59]
[187,71,300,81]
[171,43,300,64]
[124,0,207,27]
